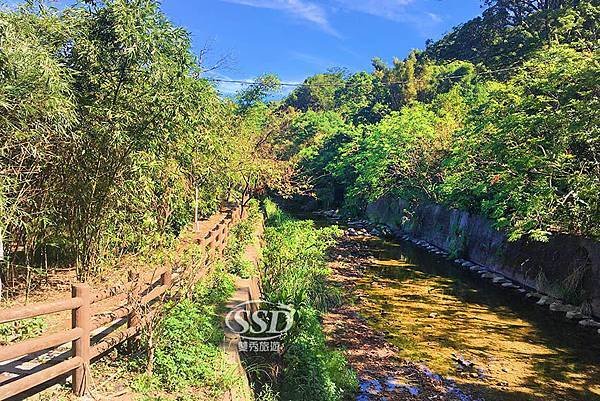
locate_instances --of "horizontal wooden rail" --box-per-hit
[0,328,83,363]
[0,356,83,400]
[91,324,139,359]
[91,306,131,332]
[0,298,83,324]
[141,284,168,304]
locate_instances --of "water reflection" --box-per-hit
[351,237,600,401]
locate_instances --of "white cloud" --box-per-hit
[221,0,444,39]
[332,0,414,20]
[221,0,339,37]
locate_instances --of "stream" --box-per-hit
[311,215,600,401]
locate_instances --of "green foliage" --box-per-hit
[280,308,358,401]
[285,69,346,112]
[224,199,260,278]
[426,0,599,69]
[258,200,356,401]
[147,265,236,395]
[0,4,76,265]
[237,74,282,111]
[0,0,280,281]
[0,317,46,345]
[276,0,598,242]
[262,206,341,310]
[442,46,599,240]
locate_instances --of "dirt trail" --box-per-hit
[323,235,478,401]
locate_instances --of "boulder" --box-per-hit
[579,319,600,329]
[566,311,588,320]
[549,302,578,313]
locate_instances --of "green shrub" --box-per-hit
[148,266,236,395]
[262,205,341,311]
[281,308,357,401]
[225,200,260,278]
[0,317,46,345]
[256,200,357,401]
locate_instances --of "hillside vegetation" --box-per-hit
[271,0,599,242]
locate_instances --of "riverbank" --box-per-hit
[365,196,600,321]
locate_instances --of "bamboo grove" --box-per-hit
[0,0,282,282]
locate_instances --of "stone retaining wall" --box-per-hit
[366,195,600,319]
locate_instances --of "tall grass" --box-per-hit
[257,199,357,401]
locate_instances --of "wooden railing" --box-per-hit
[0,205,247,400]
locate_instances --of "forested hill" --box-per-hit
[275,0,599,242]
[425,0,598,68]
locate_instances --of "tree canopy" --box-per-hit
[272,0,599,241]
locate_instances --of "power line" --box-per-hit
[204,63,528,90]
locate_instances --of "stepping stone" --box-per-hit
[537,296,556,306]
[501,282,519,289]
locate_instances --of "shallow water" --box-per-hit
[348,235,600,401]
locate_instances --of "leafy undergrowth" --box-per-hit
[0,316,46,345]
[247,199,358,401]
[131,262,238,400]
[224,199,261,278]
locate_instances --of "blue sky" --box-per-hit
[160,0,484,95]
[3,0,484,95]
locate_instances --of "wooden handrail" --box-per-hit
[0,298,83,324]
[92,306,131,332]
[0,205,245,400]
[141,284,168,304]
[0,356,83,400]
[0,328,83,363]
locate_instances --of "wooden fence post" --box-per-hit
[71,283,90,396]
[127,271,140,353]
[161,269,172,289]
